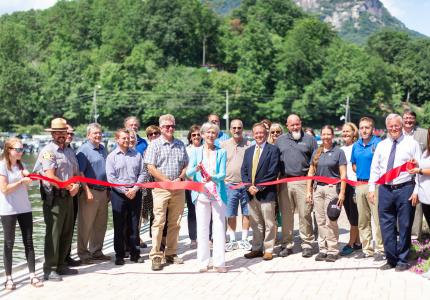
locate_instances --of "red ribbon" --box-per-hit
[28,161,415,193]
[28,174,205,192]
[229,161,416,189]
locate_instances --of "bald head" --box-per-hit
[286,114,302,134]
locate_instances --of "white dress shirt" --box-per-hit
[369,134,421,192]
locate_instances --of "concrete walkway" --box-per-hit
[1,210,429,300]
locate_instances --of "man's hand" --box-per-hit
[368,191,375,205]
[69,183,80,197]
[86,190,94,203]
[248,185,258,196]
[125,188,137,200]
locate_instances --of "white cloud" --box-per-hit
[0,0,57,15]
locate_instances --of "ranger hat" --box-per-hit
[327,199,341,221]
[45,118,68,132]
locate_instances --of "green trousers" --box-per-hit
[43,195,74,273]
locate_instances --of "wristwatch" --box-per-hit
[419,168,423,175]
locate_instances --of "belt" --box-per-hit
[357,178,369,182]
[88,185,107,191]
[383,180,413,191]
[316,182,329,186]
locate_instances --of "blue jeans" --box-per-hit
[226,184,249,217]
[378,182,415,266]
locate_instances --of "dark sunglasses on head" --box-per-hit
[162,125,176,129]
[191,133,201,137]
[11,148,24,153]
[270,130,281,134]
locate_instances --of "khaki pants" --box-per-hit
[150,188,185,259]
[77,189,109,259]
[355,184,384,255]
[313,185,339,255]
[249,199,276,253]
[279,181,314,250]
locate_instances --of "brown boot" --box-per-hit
[244,251,264,259]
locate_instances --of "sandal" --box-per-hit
[4,279,16,291]
[30,277,44,288]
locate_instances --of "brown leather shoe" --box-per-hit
[244,251,264,259]
[263,253,273,260]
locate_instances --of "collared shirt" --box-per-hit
[221,138,251,183]
[253,142,266,159]
[276,131,317,176]
[106,147,147,194]
[135,135,148,155]
[76,140,107,181]
[369,134,421,192]
[215,131,229,148]
[416,151,430,205]
[37,141,79,180]
[311,146,347,179]
[143,135,188,180]
[351,135,381,180]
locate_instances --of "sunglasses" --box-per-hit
[191,133,201,137]
[232,127,242,130]
[162,125,176,129]
[11,148,24,153]
[148,132,160,137]
[67,132,74,136]
[270,130,281,134]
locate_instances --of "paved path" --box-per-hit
[1,210,429,300]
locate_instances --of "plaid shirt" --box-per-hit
[143,136,188,180]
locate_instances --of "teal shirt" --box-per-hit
[186,145,227,204]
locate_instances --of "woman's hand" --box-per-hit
[337,192,345,207]
[409,193,419,207]
[20,177,32,186]
[408,167,420,175]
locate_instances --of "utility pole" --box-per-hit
[344,96,350,124]
[93,85,101,123]
[202,35,206,66]
[226,90,229,132]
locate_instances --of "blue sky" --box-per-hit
[0,0,429,36]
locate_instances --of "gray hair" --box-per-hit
[86,123,102,136]
[230,119,243,127]
[124,116,139,127]
[201,122,220,135]
[385,113,402,127]
[159,114,175,126]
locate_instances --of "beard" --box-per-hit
[291,131,301,140]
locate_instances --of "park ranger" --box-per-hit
[35,118,80,281]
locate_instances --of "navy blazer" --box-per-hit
[241,143,280,202]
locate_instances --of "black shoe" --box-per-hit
[130,256,145,263]
[353,243,362,250]
[395,263,409,272]
[374,253,385,262]
[152,257,163,271]
[380,263,395,270]
[140,242,148,248]
[66,257,81,267]
[115,258,125,265]
[325,254,338,262]
[315,252,327,261]
[279,247,293,257]
[58,267,79,276]
[302,248,313,258]
[44,271,63,281]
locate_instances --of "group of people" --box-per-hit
[2,110,430,290]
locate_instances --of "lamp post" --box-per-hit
[93,85,101,123]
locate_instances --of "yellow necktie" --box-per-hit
[251,146,261,184]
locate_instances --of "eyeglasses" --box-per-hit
[67,132,74,136]
[148,132,160,137]
[11,148,24,153]
[191,133,201,137]
[232,127,242,130]
[210,120,220,124]
[270,131,281,134]
[162,125,176,129]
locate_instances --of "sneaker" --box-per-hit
[238,240,252,251]
[225,241,239,252]
[395,263,409,272]
[340,245,354,256]
[355,252,372,259]
[152,257,163,271]
[373,253,385,262]
[130,256,145,263]
[325,254,338,262]
[165,254,184,264]
[44,271,63,281]
[380,263,394,270]
[302,248,313,258]
[315,252,327,261]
